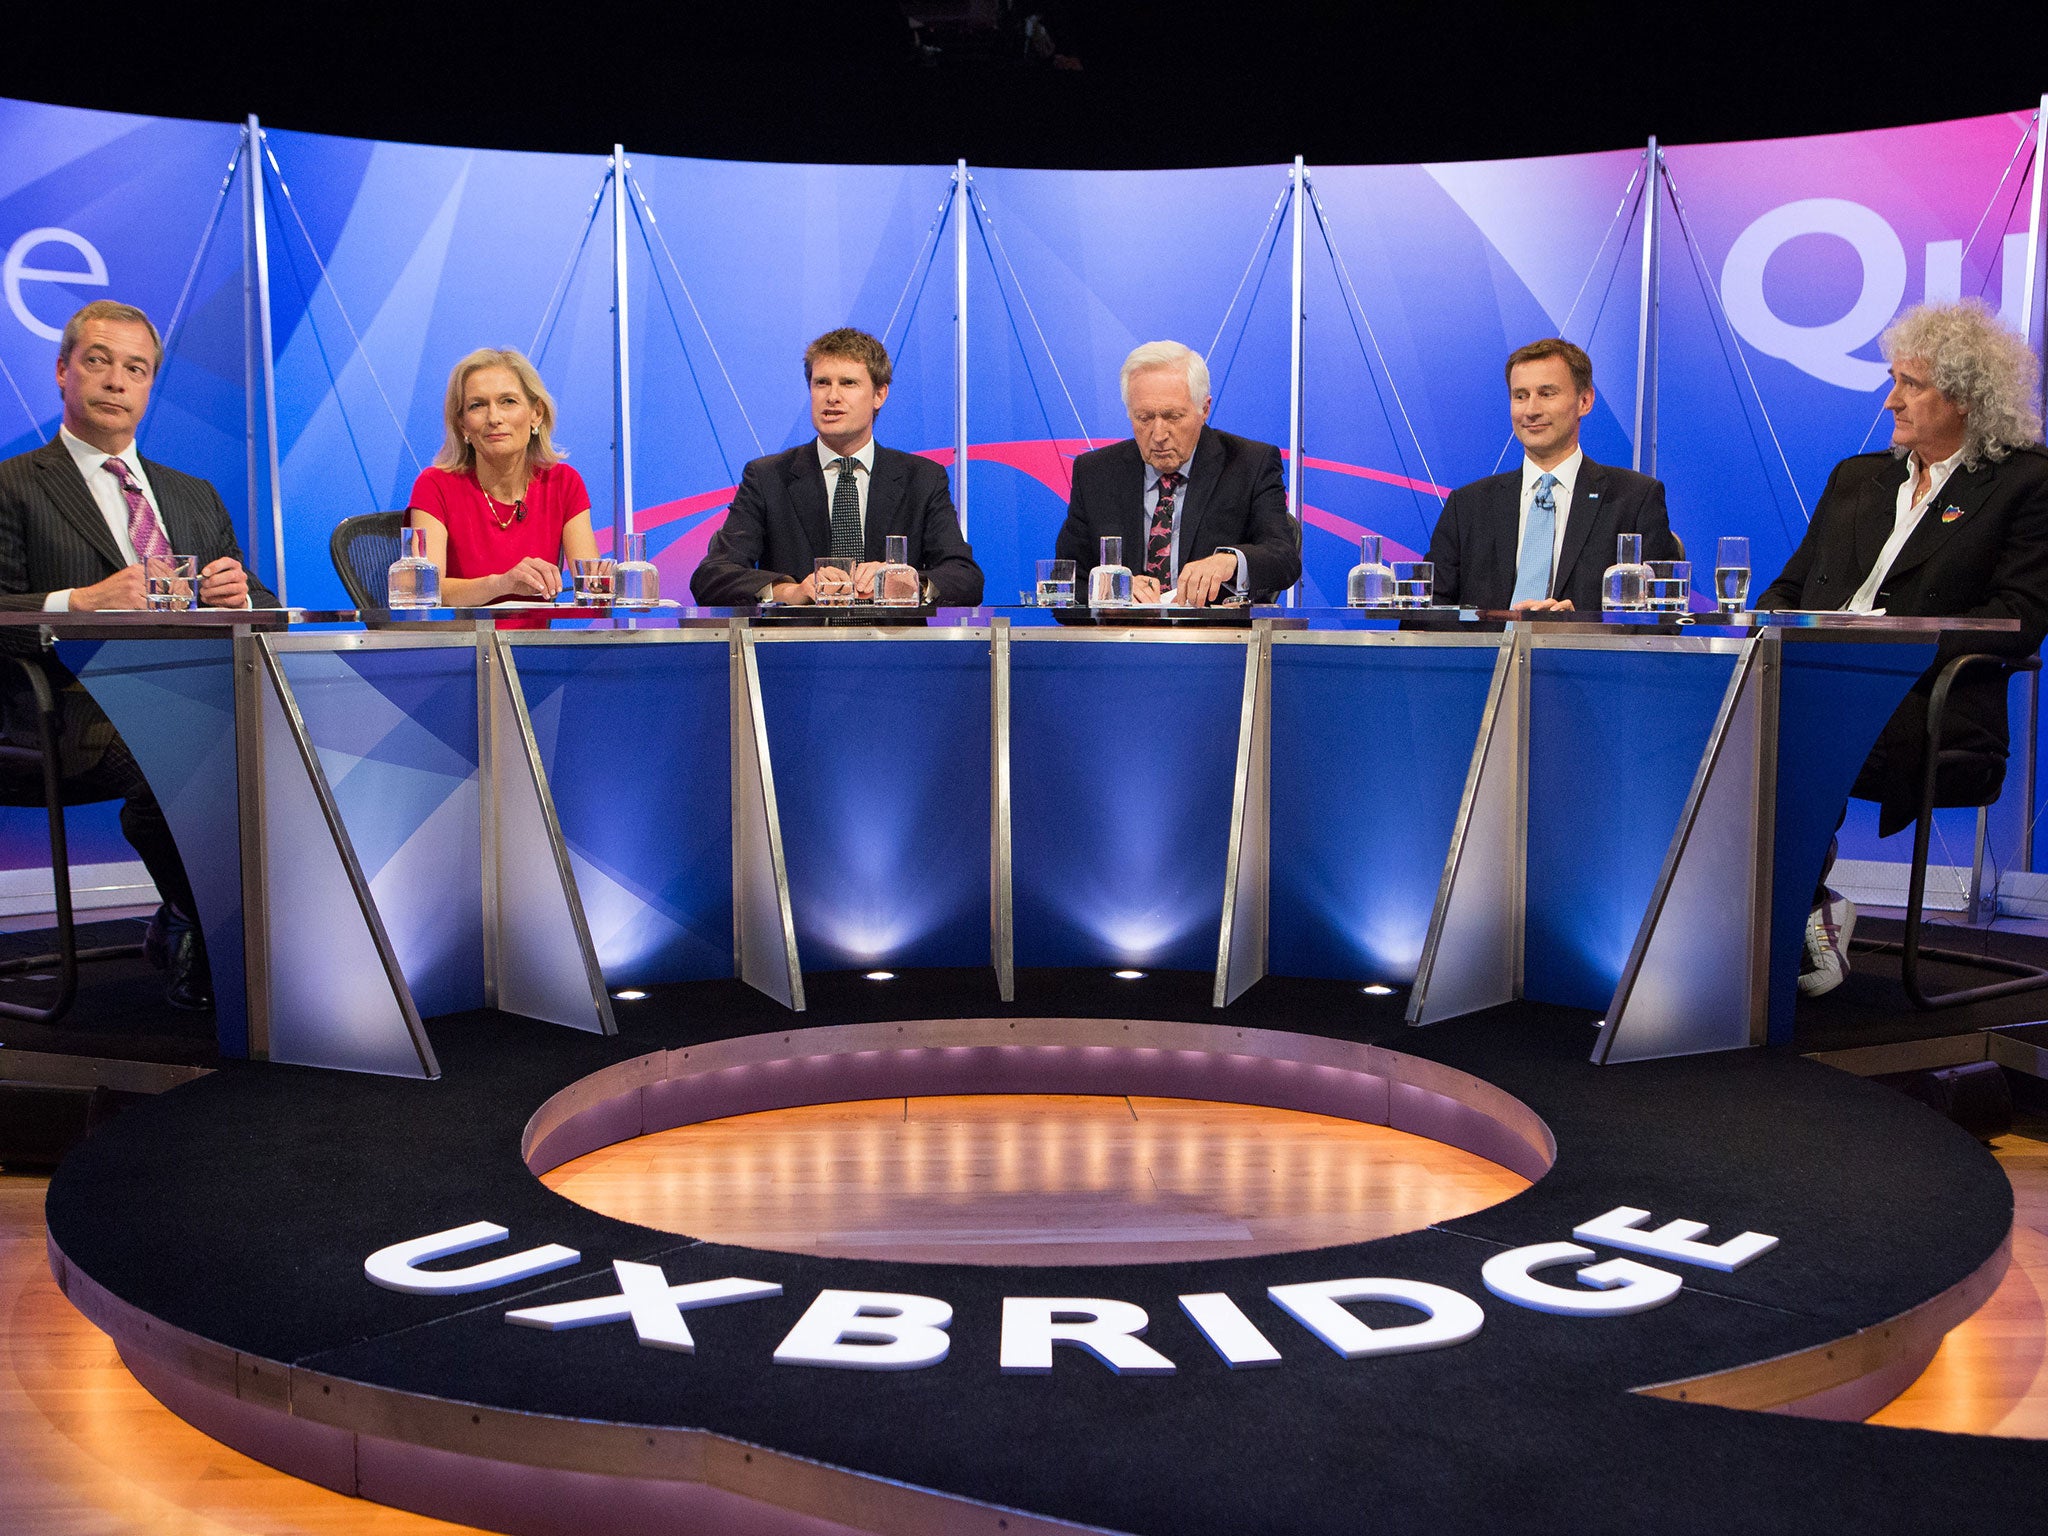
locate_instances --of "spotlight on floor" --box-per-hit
[611,989,648,1002]
[865,971,896,981]
[1113,970,1146,980]
[1359,984,1395,996]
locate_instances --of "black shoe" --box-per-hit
[163,916,214,1013]
[144,903,174,970]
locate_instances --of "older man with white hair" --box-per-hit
[1757,300,2048,995]
[1054,340,1300,605]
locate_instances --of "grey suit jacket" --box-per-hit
[0,436,275,610]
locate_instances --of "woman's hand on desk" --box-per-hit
[496,557,563,601]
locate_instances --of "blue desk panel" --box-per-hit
[510,640,733,985]
[275,647,483,1019]
[1270,640,1499,982]
[755,638,992,972]
[1009,637,1245,971]
[1524,646,1737,1012]
[67,639,248,1055]
[1766,637,1936,1041]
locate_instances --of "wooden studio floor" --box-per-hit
[4,1096,2047,1534]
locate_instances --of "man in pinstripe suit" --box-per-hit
[0,301,274,1011]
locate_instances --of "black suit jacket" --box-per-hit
[1054,428,1301,602]
[1756,445,2048,832]
[690,443,983,607]
[0,436,275,611]
[1427,455,1677,611]
[0,435,275,771]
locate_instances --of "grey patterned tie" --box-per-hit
[829,457,863,559]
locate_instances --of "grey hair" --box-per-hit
[1119,340,1211,409]
[1880,300,2043,468]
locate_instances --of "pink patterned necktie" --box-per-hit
[1146,470,1183,578]
[102,456,173,564]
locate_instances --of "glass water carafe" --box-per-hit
[386,526,440,610]
[875,534,921,606]
[1346,534,1395,607]
[1602,532,1651,612]
[615,531,660,608]
[1090,535,1133,606]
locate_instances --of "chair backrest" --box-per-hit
[330,512,407,610]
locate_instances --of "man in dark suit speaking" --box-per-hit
[1427,338,1677,611]
[0,300,275,1010]
[690,328,982,607]
[1756,301,2048,995]
[1054,340,1300,606]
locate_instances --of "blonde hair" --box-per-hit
[432,348,566,473]
[1880,302,2043,468]
[59,301,163,371]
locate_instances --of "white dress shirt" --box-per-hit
[1845,446,1966,612]
[817,435,876,538]
[1516,447,1582,591]
[48,427,157,611]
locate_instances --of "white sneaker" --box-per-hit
[1798,893,1857,997]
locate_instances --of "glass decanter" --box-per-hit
[1089,535,1133,606]
[1602,532,1651,612]
[385,526,440,610]
[614,531,660,608]
[1346,534,1395,607]
[875,534,921,606]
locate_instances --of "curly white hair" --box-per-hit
[1880,300,2043,467]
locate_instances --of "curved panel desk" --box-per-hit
[19,604,1990,1077]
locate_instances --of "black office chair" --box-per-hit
[330,511,406,610]
[1849,652,2048,1009]
[0,655,145,1024]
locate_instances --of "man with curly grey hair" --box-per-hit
[1758,300,2048,995]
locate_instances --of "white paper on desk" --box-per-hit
[1772,608,1882,617]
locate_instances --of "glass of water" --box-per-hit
[1390,560,1434,607]
[1090,535,1133,606]
[614,531,659,608]
[1347,534,1395,607]
[813,556,856,605]
[1714,536,1751,615]
[1035,558,1077,607]
[1602,533,1651,611]
[1646,560,1691,613]
[145,553,197,611]
[570,557,615,604]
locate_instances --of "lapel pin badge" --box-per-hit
[1940,504,1965,524]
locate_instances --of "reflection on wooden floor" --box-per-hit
[542,1093,1532,1265]
[14,1105,2048,1532]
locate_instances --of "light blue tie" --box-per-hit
[1511,471,1559,605]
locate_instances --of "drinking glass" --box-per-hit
[1714,536,1751,615]
[1390,560,1434,608]
[570,557,615,604]
[1035,558,1077,607]
[1646,560,1691,613]
[875,534,921,606]
[145,554,197,612]
[1602,533,1650,612]
[1347,535,1394,607]
[385,528,439,610]
[1090,535,1133,606]
[813,556,857,606]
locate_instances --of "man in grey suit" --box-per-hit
[1427,338,1677,612]
[0,300,274,1010]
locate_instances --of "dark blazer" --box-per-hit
[1054,428,1301,601]
[690,443,983,607]
[1427,455,1678,611]
[1756,445,2048,832]
[0,436,276,610]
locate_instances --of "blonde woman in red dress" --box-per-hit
[407,348,598,607]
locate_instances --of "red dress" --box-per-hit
[408,462,591,596]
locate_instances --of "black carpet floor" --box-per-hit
[42,969,2048,1535]
[0,918,217,1066]
[1797,915,2048,1052]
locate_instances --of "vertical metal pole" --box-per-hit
[1632,138,1661,478]
[248,116,286,605]
[2021,97,2045,346]
[612,145,634,555]
[954,160,971,538]
[1286,156,1306,607]
[240,126,259,577]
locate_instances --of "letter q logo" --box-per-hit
[1720,199,1904,392]
[5,228,109,343]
